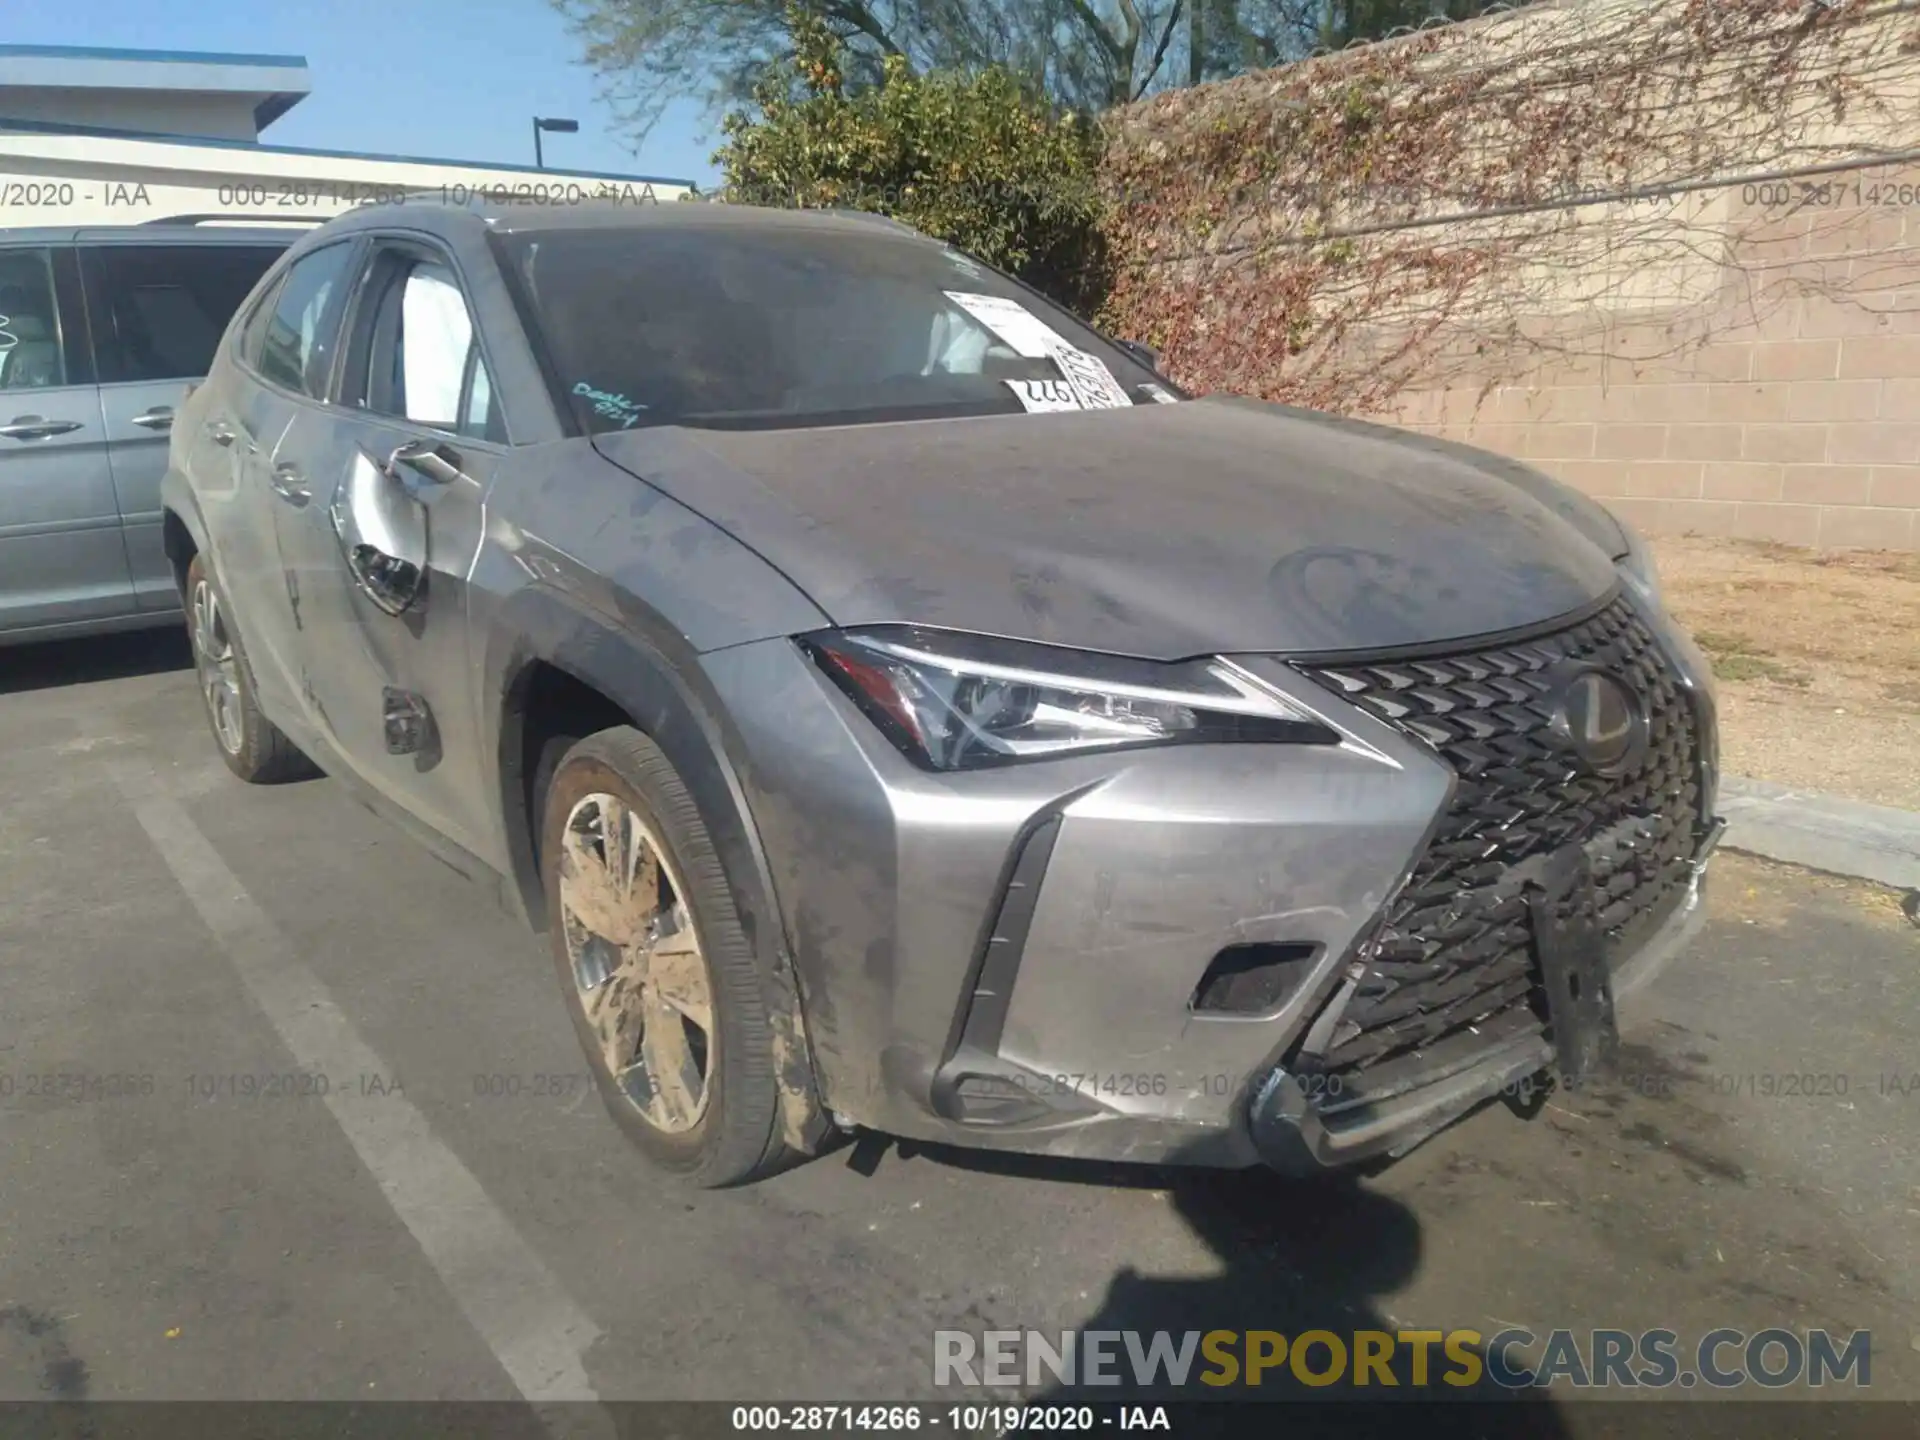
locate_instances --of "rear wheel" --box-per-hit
[184,553,310,783]
[540,727,790,1186]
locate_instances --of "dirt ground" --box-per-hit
[1651,534,1920,812]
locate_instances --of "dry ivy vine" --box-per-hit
[1096,0,1920,414]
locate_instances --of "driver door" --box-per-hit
[268,238,509,867]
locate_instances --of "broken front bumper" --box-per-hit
[1246,817,1724,1175]
[702,586,1722,1172]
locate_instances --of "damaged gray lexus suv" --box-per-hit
[163,200,1724,1185]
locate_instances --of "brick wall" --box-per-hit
[1371,170,1920,549]
[1105,0,1920,550]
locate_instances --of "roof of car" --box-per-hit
[0,222,310,246]
[308,198,924,243]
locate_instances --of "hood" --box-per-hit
[591,396,1622,660]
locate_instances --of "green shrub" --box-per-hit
[713,5,1110,313]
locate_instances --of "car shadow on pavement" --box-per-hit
[898,1141,1571,1436]
[0,627,192,696]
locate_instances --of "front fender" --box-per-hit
[160,467,211,571]
[479,577,830,1154]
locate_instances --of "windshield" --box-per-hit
[498,221,1172,433]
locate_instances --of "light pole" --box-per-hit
[532,116,579,170]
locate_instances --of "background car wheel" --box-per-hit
[184,553,312,784]
[539,727,790,1187]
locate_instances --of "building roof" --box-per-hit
[0,114,694,186]
[0,43,310,135]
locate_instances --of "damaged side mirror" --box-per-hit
[332,448,429,616]
[347,544,425,617]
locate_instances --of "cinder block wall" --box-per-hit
[1104,0,1920,550]
[1371,177,1920,549]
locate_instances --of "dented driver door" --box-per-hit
[269,241,508,870]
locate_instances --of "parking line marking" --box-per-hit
[119,781,604,1406]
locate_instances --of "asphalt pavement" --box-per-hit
[1,629,1915,1422]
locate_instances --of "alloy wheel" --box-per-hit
[190,578,244,756]
[557,792,715,1133]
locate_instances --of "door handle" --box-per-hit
[130,407,174,431]
[0,415,83,441]
[270,462,310,505]
[205,419,238,447]
[384,439,465,492]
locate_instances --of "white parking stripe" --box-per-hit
[119,779,605,1407]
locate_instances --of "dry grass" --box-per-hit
[1709,851,1914,930]
[1653,535,1920,812]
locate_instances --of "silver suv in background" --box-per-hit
[0,222,297,645]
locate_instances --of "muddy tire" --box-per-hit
[184,553,311,784]
[539,727,789,1187]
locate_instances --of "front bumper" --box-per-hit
[1248,816,1723,1174]
[700,585,1721,1171]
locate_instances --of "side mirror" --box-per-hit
[333,449,429,616]
[348,545,425,617]
[1117,338,1163,372]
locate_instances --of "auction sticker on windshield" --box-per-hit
[946,291,1135,411]
[944,291,1066,357]
[1049,341,1132,409]
[1005,378,1082,412]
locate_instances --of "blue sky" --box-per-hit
[8,0,721,186]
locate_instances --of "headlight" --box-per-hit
[801,627,1340,771]
[1615,520,1662,607]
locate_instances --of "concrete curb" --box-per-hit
[1718,776,1920,891]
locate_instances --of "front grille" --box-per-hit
[1293,592,1704,1082]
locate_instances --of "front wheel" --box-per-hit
[539,727,792,1186]
[184,553,311,783]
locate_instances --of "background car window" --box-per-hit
[0,248,67,391]
[364,256,501,440]
[84,245,283,384]
[257,243,355,398]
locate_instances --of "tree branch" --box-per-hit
[819,0,905,56]
[1139,0,1185,97]
[1056,0,1125,64]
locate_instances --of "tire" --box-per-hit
[539,726,790,1186]
[184,552,312,784]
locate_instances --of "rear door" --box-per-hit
[195,239,360,721]
[270,236,507,861]
[81,238,285,611]
[0,241,131,634]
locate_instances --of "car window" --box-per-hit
[497,224,1162,433]
[461,342,500,440]
[235,271,288,368]
[83,244,284,384]
[0,248,67,391]
[362,254,502,441]
[256,242,355,398]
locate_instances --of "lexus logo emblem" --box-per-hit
[1552,667,1646,775]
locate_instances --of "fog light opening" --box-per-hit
[1191,943,1320,1017]
[948,1074,1053,1126]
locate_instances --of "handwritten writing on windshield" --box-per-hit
[572,381,646,429]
